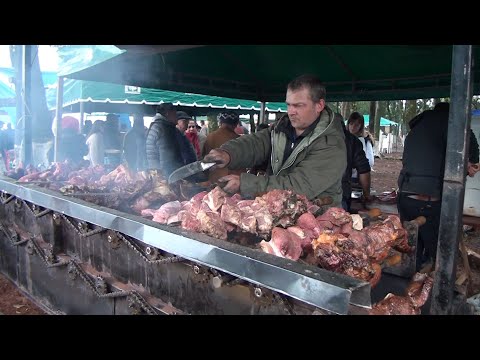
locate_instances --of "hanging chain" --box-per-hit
[27,237,68,268]
[67,259,158,315]
[115,231,183,265]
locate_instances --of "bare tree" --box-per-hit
[369,101,377,138]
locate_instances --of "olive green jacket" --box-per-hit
[221,106,346,205]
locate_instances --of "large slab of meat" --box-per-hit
[143,187,310,241]
[143,186,414,287]
[369,273,433,315]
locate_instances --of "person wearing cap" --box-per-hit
[202,111,246,183]
[176,111,191,133]
[176,111,201,159]
[203,74,346,205]
[146,104,197,177]
[398,102,480,271]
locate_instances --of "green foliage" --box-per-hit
[207,113,218,133]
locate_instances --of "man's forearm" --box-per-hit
[358,172,371,196]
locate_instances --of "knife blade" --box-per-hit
[168,161,216,184]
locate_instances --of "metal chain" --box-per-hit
[0,223,29,246]
[79,228,106,238]
[60,214,83,236]
[115,231,183,265]
[22,200,51,219]
[1,194,14,205]
[272,292,296,315]
[225,278,245,287]
[34,208,52,218]
[67,260,158,314]
[28,237,68,268]
[67,260,126,299]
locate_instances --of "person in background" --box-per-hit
[57,117,88,165]
[146,103,197,177]
[203,74,346,205]
[83,120,93,137]
[123,114,146,171]
[234,123,244,135]
[335,113,371,212]
[103,113,121,150]
[347,112,375,171]
[176,111,191,134]
[184,119,201,158]
[200,120,209,138]
[202,111,245,183]
[103,113,122,167]
[256,123,270,132]
[397,102,480,271]
[196,123,207,156]
[86,121,105,167]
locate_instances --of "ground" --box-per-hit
[0,273,46,315]
[371,153,403,195]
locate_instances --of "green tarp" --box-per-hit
[46,78,287,113]
[56,45,480,102]
[363,115,398,127]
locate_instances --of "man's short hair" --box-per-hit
[287,74,326,103]
[217,111,240,126]
[156,103,174,116]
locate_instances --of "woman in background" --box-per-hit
[86,121,105,167]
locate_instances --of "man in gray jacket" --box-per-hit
[146,103,197,177]
[204,74,347,205]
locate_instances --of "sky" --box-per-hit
[0,45,59,72]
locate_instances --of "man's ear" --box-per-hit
[316,99,326,114]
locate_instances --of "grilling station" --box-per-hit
[0,45,477,315]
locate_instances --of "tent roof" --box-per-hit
[362,115,398,126]
[57,45,480,102]
[46,78,287,113]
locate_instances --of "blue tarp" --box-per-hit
[363,115,398,127]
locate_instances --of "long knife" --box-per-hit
[168,161,216,184]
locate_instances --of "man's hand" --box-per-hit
[468,162,480,177]
[362,193,373,203]
[218,174,240,194]
[203,149,231,169]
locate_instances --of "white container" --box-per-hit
[464,112,480,217]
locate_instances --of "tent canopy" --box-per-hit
[46,78,288,114]
[362,115,398,127]
[57,45,480,102]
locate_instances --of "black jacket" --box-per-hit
[145,114,197,176]
[56,129,88,165]
[123,127,146,171]
[341,123,371,200]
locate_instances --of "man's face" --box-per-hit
[286,87,324,134]
[177,119,188,132]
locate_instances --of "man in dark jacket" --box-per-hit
[203,74,346,205]
[146,103,197,177]
[335,113,371,212]
[123,114,146,171]
[398,102,480,270]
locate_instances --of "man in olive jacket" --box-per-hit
[204,74,347,206]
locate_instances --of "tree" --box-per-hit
[369,101,377,138]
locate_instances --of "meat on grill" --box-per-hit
[369,273,434,315]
